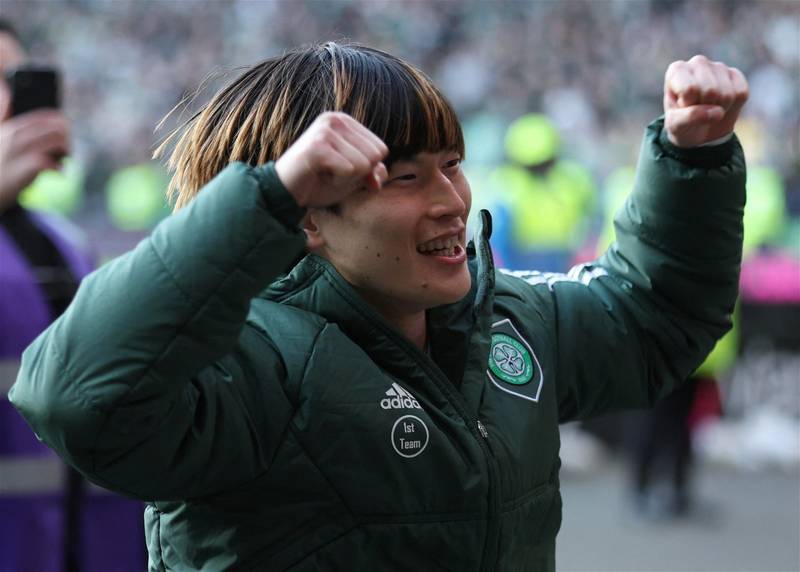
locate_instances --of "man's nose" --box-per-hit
[427,172,467,219]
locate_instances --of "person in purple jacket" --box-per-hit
[0,19,144,572]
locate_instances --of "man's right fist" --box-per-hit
[275,112,389,209]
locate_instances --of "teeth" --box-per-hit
[417,234,459,253]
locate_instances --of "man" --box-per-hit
[11,43,747,570]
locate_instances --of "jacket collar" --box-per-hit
[260,211,496,385]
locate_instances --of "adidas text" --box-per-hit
[381,383,421,410]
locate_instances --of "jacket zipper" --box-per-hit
[312,232,501,568]
[412,357,500,572]
[475,419,500,572]
[327,224,501,570]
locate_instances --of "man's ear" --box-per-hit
[301,210,325,251]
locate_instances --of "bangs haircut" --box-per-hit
[155,42,464,211]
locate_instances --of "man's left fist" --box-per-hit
[663,55,749,148]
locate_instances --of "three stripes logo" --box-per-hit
[380,383,421,410]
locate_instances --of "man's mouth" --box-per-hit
[416,233,463,257]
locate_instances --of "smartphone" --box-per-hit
[4,66,60,116]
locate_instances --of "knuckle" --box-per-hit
[665,60,684,78]
[319,112,341,128]
[712,60,729,72]
[308,144,332,167]
[328,111,351,127]
[731,67,749,87]
[374,141,389,157]
[314,112,331,126]
[682,83,700,97]
[312,131,333,149]
[354,155,371,173]
[318,156,340,175]
[738,87,750,102]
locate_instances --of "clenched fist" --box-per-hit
[275,112,389,209]
[664,55,749,148]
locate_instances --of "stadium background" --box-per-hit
[2,1,798,570]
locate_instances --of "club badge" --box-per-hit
[487,319,544,402]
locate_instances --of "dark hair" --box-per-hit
[155,41,465,210]
[0,18,23,46]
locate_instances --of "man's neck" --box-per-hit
[356,289,428,351]
[388,310,427,352]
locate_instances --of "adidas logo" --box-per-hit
[380,383,421,410]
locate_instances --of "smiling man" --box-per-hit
[10,43,748,571]
[298,147,472,350]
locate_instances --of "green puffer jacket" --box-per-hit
[10,118,745,571]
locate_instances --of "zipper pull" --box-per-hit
[477,419,488,439]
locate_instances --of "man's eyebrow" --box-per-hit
[386,149,460,168]
[387,155,420,167]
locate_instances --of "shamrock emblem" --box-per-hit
[492,342,525,377]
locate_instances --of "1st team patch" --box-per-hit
[486,319,544,402]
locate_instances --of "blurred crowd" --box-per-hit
[0,3,797,568]
[3,1,797,242]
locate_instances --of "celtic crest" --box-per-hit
[488,333,533,385]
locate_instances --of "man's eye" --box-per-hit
[443,158,461,170]
[392,173,417,182]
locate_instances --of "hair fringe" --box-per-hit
[154,43,464,212]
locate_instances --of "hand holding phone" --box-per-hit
[0,66,69,211]
[5,66,60,116]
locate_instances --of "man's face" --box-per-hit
[311,150,472,316]
[0,32,25,116]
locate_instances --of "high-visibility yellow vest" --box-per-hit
[489,160,595,250]
[105,162,170,231]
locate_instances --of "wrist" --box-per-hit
[655,117,738,169]
[697,133,734,147]
[253,162,307,230]
[274,157,307,208]
[667,130,733,149]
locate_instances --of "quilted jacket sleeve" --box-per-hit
[552,117,745,422]
[9,162,308,500]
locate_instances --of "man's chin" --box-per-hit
[429,276,472,307]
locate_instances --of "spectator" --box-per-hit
[0,18,144,572]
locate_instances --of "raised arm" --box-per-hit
[554,56,748,421]
[10,112,388,500]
